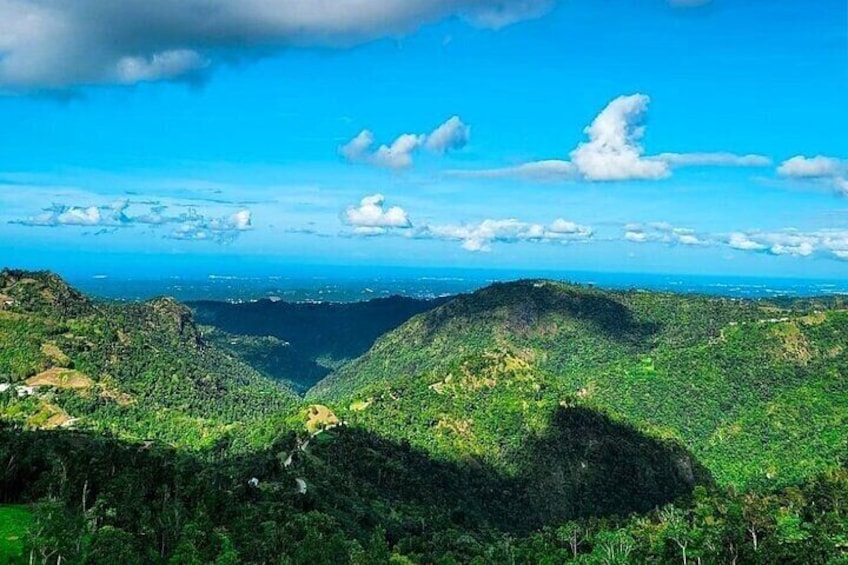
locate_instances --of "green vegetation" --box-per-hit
[311,280,848,488]
[190,294,448,390]
[0,505,32,564]
[1,422,846,564]
[0,269,299,450]
[198,326,329,394]
[3,272,848,563]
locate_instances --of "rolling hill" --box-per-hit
[0,269,299,450]
[309,280,848,488]
[3,271,848,563]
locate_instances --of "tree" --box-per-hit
[742,493,774,553]
[592,529,635,565]
[556,521,586,560]
[659,505,693,565]
[86,526,144,565]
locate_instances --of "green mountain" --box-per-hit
[189,294,449,391]
[3,272,847,564]
[0,269,299,450]
[309,280,848,488]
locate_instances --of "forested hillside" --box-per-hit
[189,295,449,391]
[2,272,847,563]
[311,280,848,488]
[0,269,299,450]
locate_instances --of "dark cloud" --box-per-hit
[0,0,554,92]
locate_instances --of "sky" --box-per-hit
[1,0,847,279]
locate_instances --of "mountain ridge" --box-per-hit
[1,269,300,450]
[307,278,848,488]
[2,270,848,563]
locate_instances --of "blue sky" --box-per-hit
[1,0,847,278]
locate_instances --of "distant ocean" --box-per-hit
[65,266,848,303]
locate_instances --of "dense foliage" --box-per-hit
[3,272,848,563]
[0,269,299,450]
[311,280,848,488]
[189,295,448,390]
[197,327,328,395]
[1,422,845,564]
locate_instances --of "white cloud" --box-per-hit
[570,94,670,181]
[675,232,705,246]
[724,229,848,260]
[727,232,767,251]
[759,232,818,257]
[777,155,847,195]
[57,206,102,226]
[116,49,209,84]
[373,134,425,169]
[625,230,649,243]
[622,222,711,246]
[777,155,844,178]
[167,209,252,242]
[340,130,423,169]
[343,194,412,228]
[340,130,376,163]
[418,217,592,252]
[619,222,848,261]
[341,116,470,169]
[230,209,252,230]
[15,200,129,227]
[335,200,848,262]
[549,218,592,237]
[447,160,577,181]
[425,116,471,154]
[450,94,771,182]
[12,198,252,243]
[657,152,772,168]
[0,0,554,92]
[352,226,389,236]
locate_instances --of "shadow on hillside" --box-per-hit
[304,406,710,534]
[1,407,709,542]
[516,406,708,526]
[422,281,660,347]
[190,295,449,371]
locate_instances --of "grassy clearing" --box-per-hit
[26,367,92,389]
[0,505,32,563]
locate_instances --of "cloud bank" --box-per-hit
[340,193,592,251]
[12,199,252,243]
[419,217,593,252]
[337,194,848,261]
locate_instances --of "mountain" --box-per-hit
[0,269,299,450]
[3,272,847,563]
[309,279,848,488]
[189,294,450,392]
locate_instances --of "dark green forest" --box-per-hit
[1,270,847,563]
[189,295,448,392]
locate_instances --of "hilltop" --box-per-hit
[309,279,848,488]
[0,270,299,449]
[3,272,848,563]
